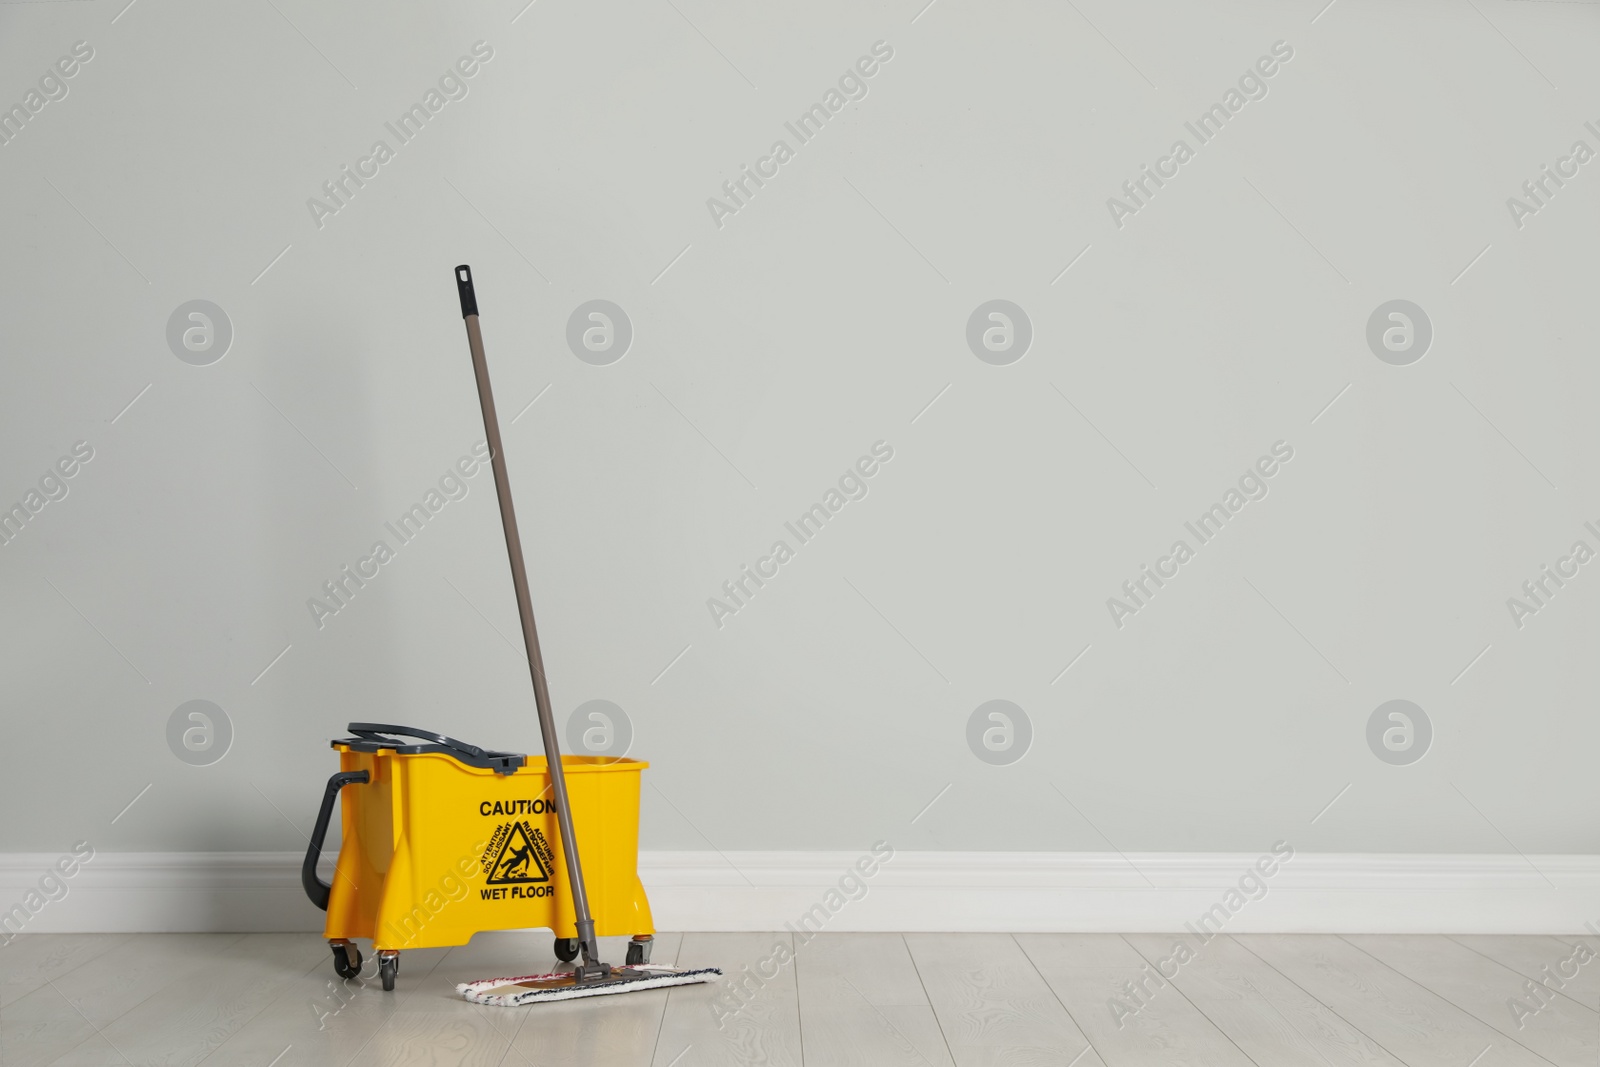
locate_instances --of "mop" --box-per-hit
[449,265,720,1006]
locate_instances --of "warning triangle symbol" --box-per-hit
[485,821,551,885]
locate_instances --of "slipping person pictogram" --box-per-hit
[485,821,551,885]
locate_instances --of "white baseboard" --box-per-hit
[1,851,1596,936]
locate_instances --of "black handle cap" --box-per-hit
[455,264,478,319]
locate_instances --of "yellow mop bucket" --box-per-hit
[302,723,655,989]
[295,265,718,1005]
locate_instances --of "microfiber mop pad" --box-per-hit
[458,965,723,1006]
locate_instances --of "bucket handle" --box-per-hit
[302,769,369,911]
[346,722,490,760]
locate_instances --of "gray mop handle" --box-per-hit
[455,265,599,954]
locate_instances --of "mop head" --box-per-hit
[458,965,722,1006]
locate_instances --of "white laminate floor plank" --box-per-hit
[1235,934,1554,1067]
[0,980,104,1067]
[502,933,685,1067]
[1122,934,1404,1067]
[794,933,939,1008]
[44,933,247,1027]
[649,932,802,1067]
[344,1011,514,1067]
[11,931,1597,1067]
[47,933,327,1067]
[193,945,453,1067]
[0,934,249,1067]
[1019,933,1253,1067]
[794,934,954,1067]
[1345,934,1598,1067]
[0,935,132,1010]
[1450,935,1600,1007]
[905,932,1104,1067]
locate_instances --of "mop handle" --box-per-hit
[454,265,601,962]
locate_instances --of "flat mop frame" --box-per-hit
[452,265,719,1003]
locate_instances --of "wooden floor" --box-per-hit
[2,931,1594,1066]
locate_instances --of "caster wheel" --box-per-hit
[554,938,580,962]
[626,939,652,966]
[332,943,363,980]
[379,954,398,991]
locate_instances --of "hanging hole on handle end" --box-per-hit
[455,265,478,319]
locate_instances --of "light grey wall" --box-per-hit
[2,0,1595,859]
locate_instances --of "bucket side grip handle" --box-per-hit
[302,769,369,911]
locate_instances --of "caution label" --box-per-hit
[479,820,556,900]
[479,799,556,817]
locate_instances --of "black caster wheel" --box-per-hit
[379,953,399,991]
[331,942,362,980]
[554,937,580,962]
[626,938,652,966]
